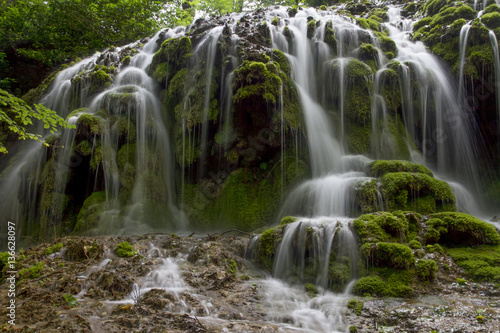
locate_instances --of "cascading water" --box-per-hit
[1,3,498,331]
[489,30,500,135]
[458,23,471,98]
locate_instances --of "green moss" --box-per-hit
[66,107,89,121]
[233,60,283,104]
[76,113,105,137]
[150,37,192,84]
[19,262,44,280]
[408,239,422,249]
[271,49,291,75]
[307,19,316,39]
[227,259,237,275]
[369,160,433,177]
[345,122,371,154]
[447,245,500,282]
[304,283,318,297]
[358,43,378,72]
[353,276,387,296]
[115,241,138,258]
[355,179,380,214]
[482,12,500,29]
[121,55,131,66]
[424,0,448,16]
[90,69,111,94]
[272,16,279,26]
[74,191,106,233]
[416,259,438,281]
[45,243,63,255]
[374,32,398,57]
[258,226,280,271]
[341,58,373,124]
[329,258,352,285]
[324,21,337,54]
[413,17,433,32]
[356,18,380,31]
[215,168,279,231]
[280,216,298,225]
[74,140,93,156]
[380,172,456,213]
[347,299,364,315]
[366,242,415,269]
[425,213,500,246]
[354,212,409,244]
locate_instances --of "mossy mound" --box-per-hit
[446,245,500,282]
[114,241,138,257]
[74,191,107,234]
[368,160,433,178]
[354,211,410,244]
[149,37,192,85]
[425,212,500,246]
[356,161,454,215]
[381,173,455,213]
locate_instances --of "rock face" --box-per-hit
[0,1,499,246]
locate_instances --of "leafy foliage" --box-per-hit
[0,89,74,153]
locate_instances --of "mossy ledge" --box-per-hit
[356,160,455,215]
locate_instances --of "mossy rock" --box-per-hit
[368,160,433,178]
[149,37,192,85]
[340,58,374,124]
[482,12,500,29]
[353,211,409,244]
[74,191,107,233]
[352,276,387,296]
[233,60,283,104]
[416,259,438,281]
[425,212,500,246]
[380,172,456,213]
[215,168,280,231]
[363,242,415,269]
[257,226,281,271]
[76,113,105,139]
[324,21,337,54]
[114,241,138,258]
[357,43,378,72]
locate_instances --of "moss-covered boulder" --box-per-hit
[368,160,433,178]
[380,172,456,213]
[74,191,107,233]
[149,37,192,85]
[356,161,455,215]
[424,212,500,246]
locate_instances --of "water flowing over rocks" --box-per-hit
[1,234,499,332]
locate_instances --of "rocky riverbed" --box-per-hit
[1,234,499,332]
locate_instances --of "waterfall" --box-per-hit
[385,7,482,192]
[458,24,471,98]
[489,30,500,136]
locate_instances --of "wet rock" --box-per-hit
[95,271,134,299]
